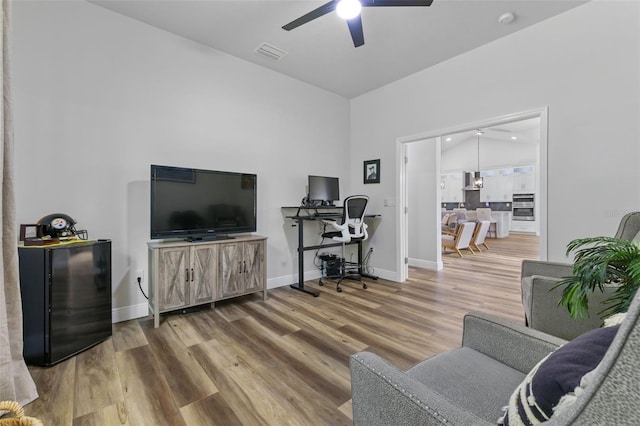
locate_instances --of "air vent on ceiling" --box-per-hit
[254,42,288,61]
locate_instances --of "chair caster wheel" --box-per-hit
[363,283,368,289]
[319,281,324,286]
[337,287,342,293]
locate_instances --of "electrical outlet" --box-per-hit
[369,247,374,253]
[136,269,144,282]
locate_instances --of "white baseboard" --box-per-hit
[362,267,392,282]
[408,258,442,270]
[267,270,322,289]
[112,302,148,323]
[267,268,401,287]
[114,267,400,323]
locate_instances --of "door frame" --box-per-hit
[396,107,549,282]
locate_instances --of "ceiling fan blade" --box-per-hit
[282,1,337,31]
[361,0,433,7]
[346,15,365,47]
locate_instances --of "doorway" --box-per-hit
[397,107,549,282]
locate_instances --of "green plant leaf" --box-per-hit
[555,237,640,319]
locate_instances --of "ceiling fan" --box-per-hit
[282,0,434,48]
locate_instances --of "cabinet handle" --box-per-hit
[191,268,194,282]
[185,268,189,282]
[244,261,247,273]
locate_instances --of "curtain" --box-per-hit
[0,0,38,406]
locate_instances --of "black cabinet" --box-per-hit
[18,240,112,366]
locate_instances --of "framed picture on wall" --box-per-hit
[364,159,380,184]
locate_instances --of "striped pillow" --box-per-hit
[498,325,619,425]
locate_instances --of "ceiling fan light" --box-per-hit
[336,0,362,20]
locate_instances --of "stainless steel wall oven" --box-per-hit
[512,193,535,221]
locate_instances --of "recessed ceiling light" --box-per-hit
[446,137,452,142]
[498,12,516,24]
[511,136,518,140]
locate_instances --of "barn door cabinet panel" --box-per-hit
[148,235,267,328]
[190,245,218,305]
[151,244,218,312]
[219,239,265,300]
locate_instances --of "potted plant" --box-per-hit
[556,236,640,319]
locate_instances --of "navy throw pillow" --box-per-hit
[499,325,619,425]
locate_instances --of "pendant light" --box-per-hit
[474,130,484,189]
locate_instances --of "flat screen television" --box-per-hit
[308,175,340,206]
[150,165,257,240]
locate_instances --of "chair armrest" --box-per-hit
[322,219,351,242]
[350,352,492,425]
[521,259,572,280]
[321,218,339,227]
[462,312,566,374]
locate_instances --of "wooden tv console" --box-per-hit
[147,235,267,328]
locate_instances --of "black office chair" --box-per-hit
[319,195,369,292]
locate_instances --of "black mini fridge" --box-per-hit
[18,240,112,366]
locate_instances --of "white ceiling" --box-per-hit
[90,0,588,99]
[442,116,540,152]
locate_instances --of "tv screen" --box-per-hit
[150,165,257,240]
[308,175,340,204]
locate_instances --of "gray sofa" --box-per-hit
[350,287,640,425]
[521,211,640,340]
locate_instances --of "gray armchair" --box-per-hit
[350,288,640,425]
[521,211,640,340]
[614,211,640,240]
[521,260,616,340]
[351,312,564,425]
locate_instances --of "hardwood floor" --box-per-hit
[24,233,538,425]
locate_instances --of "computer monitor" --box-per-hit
[308,175,340,205]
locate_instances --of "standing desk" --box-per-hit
[283,206,379,297]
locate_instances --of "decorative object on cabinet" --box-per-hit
[148,235,267,328]
[37,213,88,241]
[363,159,380,184]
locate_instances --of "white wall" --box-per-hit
[10,1,640,318]
[406,139,442,270]
[11,1,351,321]
[351,0,640,276]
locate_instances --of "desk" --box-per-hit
[283,206,379,297]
